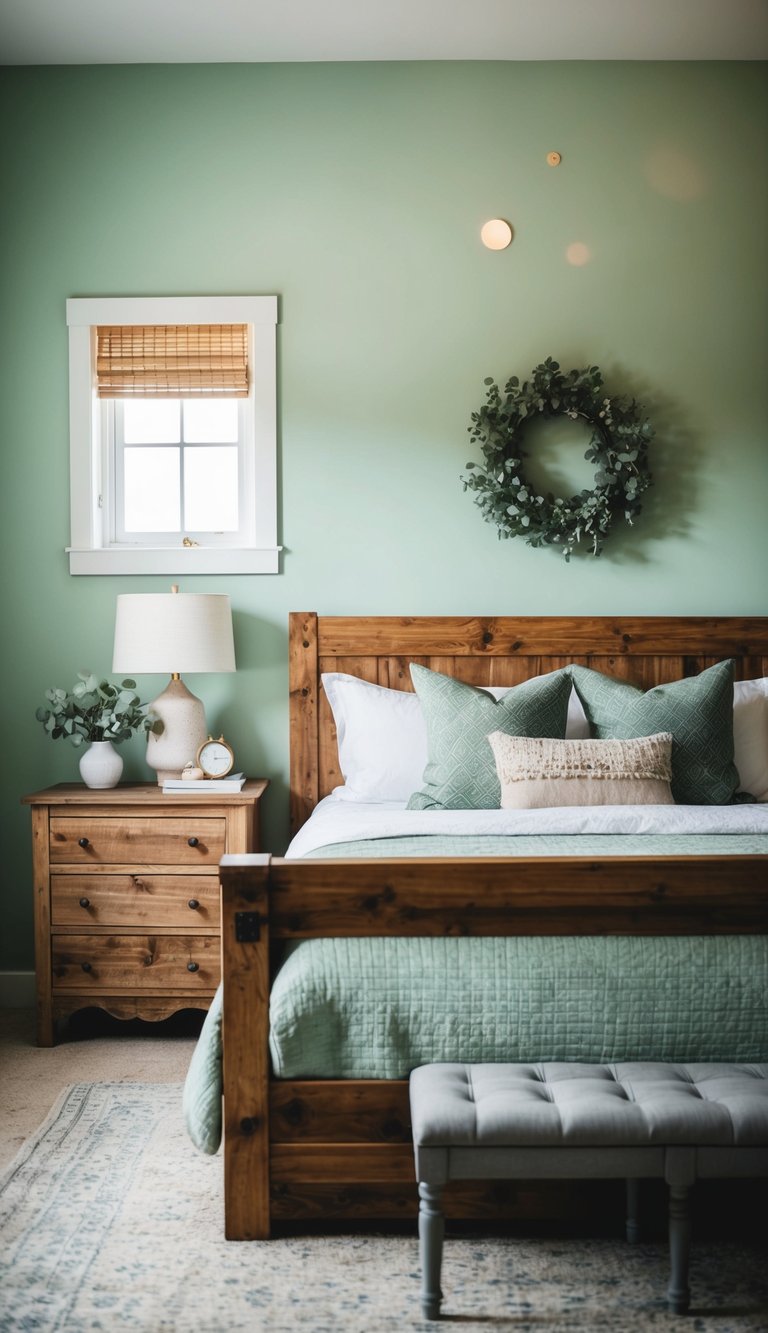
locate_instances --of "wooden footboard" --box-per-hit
[220,852,767,1239]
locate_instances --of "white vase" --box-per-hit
[79,739,124,790]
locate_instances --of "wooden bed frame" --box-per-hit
[219,614,768,1239]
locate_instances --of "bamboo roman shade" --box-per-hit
[96,324,249,398]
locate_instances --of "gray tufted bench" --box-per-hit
[410,1062,768,1320]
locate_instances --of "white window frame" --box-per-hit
[66,295,280,575]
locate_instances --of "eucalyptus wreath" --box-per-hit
[463,358,654,560]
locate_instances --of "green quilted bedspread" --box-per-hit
[183,833,768,1154]
[312,833,768,856]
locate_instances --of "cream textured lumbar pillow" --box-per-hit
[487,731,675,809]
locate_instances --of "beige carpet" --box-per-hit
[0,1006,202,1169]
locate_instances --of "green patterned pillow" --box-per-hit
[568,660,743,805]
[406,665,571,810]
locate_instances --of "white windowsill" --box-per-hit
[67,546,282,575]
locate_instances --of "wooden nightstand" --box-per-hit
[22,780,268,1046]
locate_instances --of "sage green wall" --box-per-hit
[0,62,766,971]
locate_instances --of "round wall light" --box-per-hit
[480,218,513,250]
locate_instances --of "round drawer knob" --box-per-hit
[81,961,92,973]
[187,899,200,911]
[187,836,199,847]
[78,837,90,849]
[78,897,90,909]
[187,961,199,973]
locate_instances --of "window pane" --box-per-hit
[184,447,239,531]
[123,399,181,444]
[124,447,181,531]
[183,398,239,443]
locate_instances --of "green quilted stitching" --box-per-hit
[311,833,768,858]
[407,665,571,810]
[269,936,768,1078]
[569,659,743,804]
[182,986,222,1155]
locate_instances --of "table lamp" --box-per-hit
[112,585,236,784]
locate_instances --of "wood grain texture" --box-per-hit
[271,1144,415,1183]
[21,781,268,807]
[269,1178,626,1223]
[270,1080,411,1143]
[291,615,768,815]
[31,805,53,1046]
[264,856,768,936]
[51,933,220,990]
[50,994,215,1022]
[315,615,768,658]
[49,816,226,866]
[221,854,272,1240]
[51,874,219,928]
[289,612,319,834]
[23,782,266,1044]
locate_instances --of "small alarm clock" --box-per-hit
[195,735,235,779]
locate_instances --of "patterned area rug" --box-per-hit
[0,1083,765,1332]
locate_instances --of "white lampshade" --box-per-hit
[113,592,235,675]
[112,590,236,785]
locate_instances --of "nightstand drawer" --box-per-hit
[51,934,220,990]
[49,817,226,865]
[24,780,267,1044]
[51,875,220,928]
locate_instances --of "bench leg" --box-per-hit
[418,1182,445,1320]
[625,1178,640,1244]
[667,1185,691,1314]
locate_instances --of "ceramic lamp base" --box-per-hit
[145,677,207,785]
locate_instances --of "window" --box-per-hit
[114,398,243,543]
[66,296,279,574]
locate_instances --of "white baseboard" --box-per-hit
[0,972,35,1007]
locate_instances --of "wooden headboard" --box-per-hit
[288,613,768,834]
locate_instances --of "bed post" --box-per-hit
[220,853,272,1240]
[289,611,319,836]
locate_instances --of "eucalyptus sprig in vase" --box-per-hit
[36,672,163,789]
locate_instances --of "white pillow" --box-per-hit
[322,674,428,802]
[321,672,588,803]
[734,677,768,801]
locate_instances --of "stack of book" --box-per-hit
[163,773,246,794]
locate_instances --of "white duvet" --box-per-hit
[287,794,768,859]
